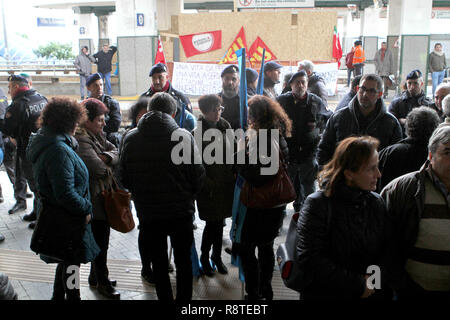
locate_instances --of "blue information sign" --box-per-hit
[137,13,144,26]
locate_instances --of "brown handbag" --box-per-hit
[101,175,135,233]
[240,152,296,209]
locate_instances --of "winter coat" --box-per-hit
[120,111,205,224]
[0,273,17,300]
[1,89,47,155]
[74,52,95,76]
[277,92,321,162]
[380,161,434,295]
[378,138,428,192]
[26,127,99,264]
[429,51,447,73]
[219,92,243,130]
[335,91,356,112]
[389,91,432,122]
[317,97,402,166]
[93,46,117,74]
[74,127,118,221]
[308,72,328,107]
[374,48,394,77]
[141,82,193,114]
[296,184,393,300]
[193,116,235,221]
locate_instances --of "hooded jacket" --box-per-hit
[74,51,95,76]
[120,111,205,223]
[317,97,402,166]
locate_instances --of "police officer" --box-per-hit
[86,73,122,147]
[1,75,47,227]
[141,63,196,131]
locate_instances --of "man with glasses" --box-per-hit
[318,73,402,166]
[389,69,432,136]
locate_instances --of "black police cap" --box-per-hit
[221,65,239,77]
[7,75,28,83]
[264,61,283,72]
[86,73,102,87]
[288,70,308,84]
[149,63,168,76]
[406,69,422,80]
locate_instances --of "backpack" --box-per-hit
[346,51,355,69]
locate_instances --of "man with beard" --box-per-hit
[86,73,122,147]
[317,74,402,166]
[389,69,432,136]
[263,61,282,99]
[277,70,324,212]
[219,65,243,130]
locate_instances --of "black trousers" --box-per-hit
[200,219,224,260]
[53,263,81,300]
[138,216,152,274]
[15,151,37,209]
[90,219,111,285]
[143,217,193,301]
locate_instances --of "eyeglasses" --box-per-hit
[214,106,225,113]
[358,86,379,95]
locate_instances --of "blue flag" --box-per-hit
[236,48,248,130]
[256,48,266,95]
[179,101,186,128]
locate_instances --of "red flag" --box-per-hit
[219,26,247,64]
[155,36,166,65]
[180,30,222,58]
[248,36,277,65]
[332,26,343,68]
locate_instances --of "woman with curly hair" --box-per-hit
[27,97,99,300]
[74,98,120,299]
[236,95,292,300]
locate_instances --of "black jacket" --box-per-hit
[93,46,117,74]
[377,138,428,192]
[308,72,328,107]
[94,94,122,147]
[389,91,432,134]
[141,82,193,114]
[296,186,393,300]
[219,92,242,130]
[120,111,205,223]
[335,91,356,112]
[1,89,47,154]
[277,92,321,162]
[317,98,402,166]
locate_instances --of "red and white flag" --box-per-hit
[332,26,343,68]
[180,30,222,58]
[155,35,166,65]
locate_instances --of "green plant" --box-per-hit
[33,42,75,60]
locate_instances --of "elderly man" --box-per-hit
[93,44,117,95]
[120,92,205,301]
[317,73,402,166]
[374,42,395,99]
[381,125,450,300]
[389,69,432,135]
[0,75,47,226]
[141,63,195,131]
[263,61,282,99]
[378,107,440,191]
[277,70,324,212]
[86,73,122,147]
[430,83,450,121]
[74,46,95,100]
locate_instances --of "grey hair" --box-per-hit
[443,94,450,118]
[428,125,450,154]
[298,60,314,73]
[405,106,440,142]
[435,83,450,96]
[148,92,177,115]
[360,73,384,91]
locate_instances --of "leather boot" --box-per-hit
[200,255,214,277]
[97,283,120,300]
[211,257,228,275]
[23,211,37,222]
[8,201,26,215]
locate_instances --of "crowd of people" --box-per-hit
[0,44,449,301]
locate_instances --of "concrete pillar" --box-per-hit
[157,0,182,32]
[362,7,380,37]
[97,14,110,46]
[115,0,158,96]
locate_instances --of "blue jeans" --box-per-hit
[99,72,112,95]
[432,70,445,97]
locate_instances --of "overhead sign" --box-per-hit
[237,0,315,8]
[37,18,65,27]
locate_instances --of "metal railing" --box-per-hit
[0,59,78,75]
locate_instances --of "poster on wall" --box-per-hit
[179,30,222,58]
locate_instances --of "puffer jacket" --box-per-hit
[120,111,205,223]
[193,116,235,221]
[317,97,402,166]
[296,184,393,300]
[389,91,432,122]
[74,127,118,221]
[26,127,99,264]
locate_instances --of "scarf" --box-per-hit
[433,50,444,57]
[151,81,170,93]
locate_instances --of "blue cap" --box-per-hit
[406,69,422,80]
[221,65,239,77]
[149,63,168,76]
[264,61,283,72]
[288,70,308,84]
[246,68,259,83]
[7,75,28,83]
[86,73,101,87]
